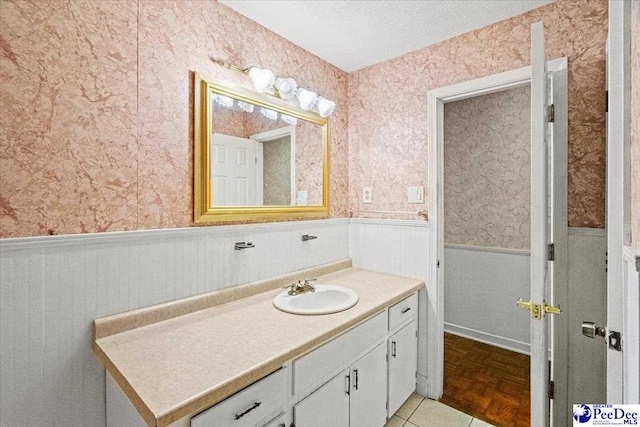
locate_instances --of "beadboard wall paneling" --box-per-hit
[444,245,531,354]
[0,219,349,427]
[348,218,430,395]
[566,227,607,407]
[622,246,639,403]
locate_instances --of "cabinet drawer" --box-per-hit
[191,368,287,427]
[388,293,417,331]
[293,311,387,394]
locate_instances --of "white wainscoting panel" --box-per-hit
[567,227,607,407]
[622,246,639,403]
[0,218,349,427]
[348,218,430,395]
[444,245,531,354]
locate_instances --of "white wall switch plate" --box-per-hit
[407,186,424,204]
[297,190,308,205]
[363,187,373,204]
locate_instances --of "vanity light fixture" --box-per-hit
[274,77,298,100]
[209,56,335,117]
[212,94,234,108]
[237,101,255,113]
[316,96,336,118]
[260,107,278,121]
[281,115,298,125]
[248,67,276,93]
[297,88,319,111]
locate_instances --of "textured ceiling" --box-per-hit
[220,0,554,72]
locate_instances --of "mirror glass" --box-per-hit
[209,92,324,207]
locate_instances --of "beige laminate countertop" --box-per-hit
[94,266,423,427]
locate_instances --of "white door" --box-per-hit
[294,369,350,427]
[529,21,554,426]
[605,0,634,404]
[387,320,417,417]
[350,343,387,427]
[211,133,258,206]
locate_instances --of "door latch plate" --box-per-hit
[608,330,622,351]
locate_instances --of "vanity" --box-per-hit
[93,260,423,427]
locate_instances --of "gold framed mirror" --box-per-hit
[194,73,330,224]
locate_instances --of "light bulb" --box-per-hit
[237,101,254,113]
[317,96,336,117]
[248,67,275,93]
[212,94,234,108]
[275,77,298,100]
[281,115,298,125]
[297,88,318,111]
[260,108,278,121]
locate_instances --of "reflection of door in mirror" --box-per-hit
[251,126,296,206]
[211,133,259,206]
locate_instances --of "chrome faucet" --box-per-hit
[285,278,317,296]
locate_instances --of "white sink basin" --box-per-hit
[273,285,359,315]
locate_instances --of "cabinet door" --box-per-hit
[294,369,350,427]
[350,343,388,427]
[388,320,417,416]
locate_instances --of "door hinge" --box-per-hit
[547,104,555,123]
[605,251,608,273]
[548,380,555,399]
[547,243,555,261]
[437,260,441,268]
[606,90,609,113]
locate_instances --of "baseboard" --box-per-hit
[444,322,530,355]
[416,374,429,398]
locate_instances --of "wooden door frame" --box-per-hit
[426,58,569,423]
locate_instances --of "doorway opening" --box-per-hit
[440,85,533,426]
[426,58,569,426]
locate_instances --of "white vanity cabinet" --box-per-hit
[104,290,421,427]
[294,369,351,427]
[294,343,387,427]
[190,368,288,427]
[387,319,418,416]
[349,343,388,427]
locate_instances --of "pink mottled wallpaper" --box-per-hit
[0,0,349,237]
[444,87,531,250]
[631,0,639,249]
[348,0,608,228]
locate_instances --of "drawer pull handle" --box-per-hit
[345,373,351,395]
[401,307,411,314]
[353,369,359,390]
[234,402,261,420]
[392,341,397,358]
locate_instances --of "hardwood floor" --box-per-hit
[440,333,530,427]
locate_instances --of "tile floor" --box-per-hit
[386,393,495,427]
